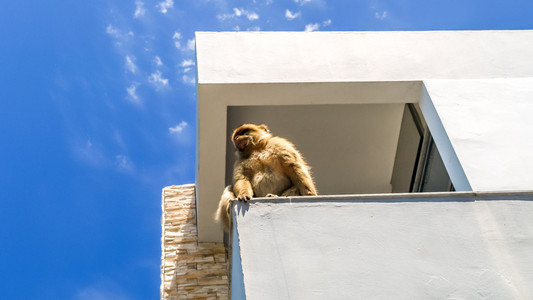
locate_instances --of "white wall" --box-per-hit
[196,31,533,242]
[423,79,533,191]
[232,193,533,299]
[197,31,533,84]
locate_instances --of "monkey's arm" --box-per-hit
[233,162,254,201]
[275,140,317,196]
[287,162,317,196]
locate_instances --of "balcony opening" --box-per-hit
[225,103,453,196]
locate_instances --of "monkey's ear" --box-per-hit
[259,124,270,133]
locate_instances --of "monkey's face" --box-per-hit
[232,124,271,152]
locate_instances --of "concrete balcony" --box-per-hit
[229,191,533,299]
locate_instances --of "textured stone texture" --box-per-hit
[161,184,229,299]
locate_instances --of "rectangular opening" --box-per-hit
[225,103,453,196]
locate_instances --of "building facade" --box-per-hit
[162,30,533,299]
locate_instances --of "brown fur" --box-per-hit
[214,123,317,231]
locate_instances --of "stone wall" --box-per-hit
[161,184,229,299]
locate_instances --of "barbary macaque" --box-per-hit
[214,123,317,231]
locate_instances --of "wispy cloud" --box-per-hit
[304,23,320,32]
[115,155,135,173]
[149,70,169,89]
[125,55,137,73]
[239,8,259,21]
[375,11,388,20]
[173,32,194,51]
[74,279,130,300]
[126,83,141,104]
[173,31,182,49]
[182,75,196,85]
[157,0,174,14]
[106,24,120,38]
[186,38,195,51]
[285,9,301,20]
[181,59,194,67]
[303,19,331,31]
[154,56,163,66]
[218,8,259,21]
[180,60,195,81]
[169,121,188,134]
[294,0,312,5]
[106,24,135,48]
[72,139,107,167]
[134,1,146,18]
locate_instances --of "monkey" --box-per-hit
[214,123,317,231]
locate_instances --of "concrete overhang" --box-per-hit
[196,30,533,242]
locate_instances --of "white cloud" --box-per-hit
[323,19,332,27]
[113,130,127,150]
[375,11,388,20]
[186,38,196,51]
[105,24,134,47]
[173,34,194,51]
[74,279,129,300]
[180,60,195,79]
[126,83,141,104]
[72,139,106,167]
[217,13,232,20]
[154,56,163,66]
[285,9,301,20]
[157,0,174,14]
[247,26,261,31]
[244,11,259,21]
[134,1,146,18]
[125,56,137,73]
[304,23,320,32]
[149,70,169,88]
[182,75,196,85]
[181,59,195,67]
[169,121,188,134]
[115,155,135,173]
[173,32,182,49]
[218,8,259,21]
[294,0,312,5]
[106,24,120,38]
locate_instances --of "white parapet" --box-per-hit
[231,192,533,299]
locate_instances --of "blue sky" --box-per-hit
[1,0,533,299]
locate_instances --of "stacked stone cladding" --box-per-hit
[161,184,229,299]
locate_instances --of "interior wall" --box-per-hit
[226,104,405,195]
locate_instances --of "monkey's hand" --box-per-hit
[236,193,252,202]
[266,193,279,197]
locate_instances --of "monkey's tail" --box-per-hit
[214,185,235,232]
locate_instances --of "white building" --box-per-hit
[161,30,533,299]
